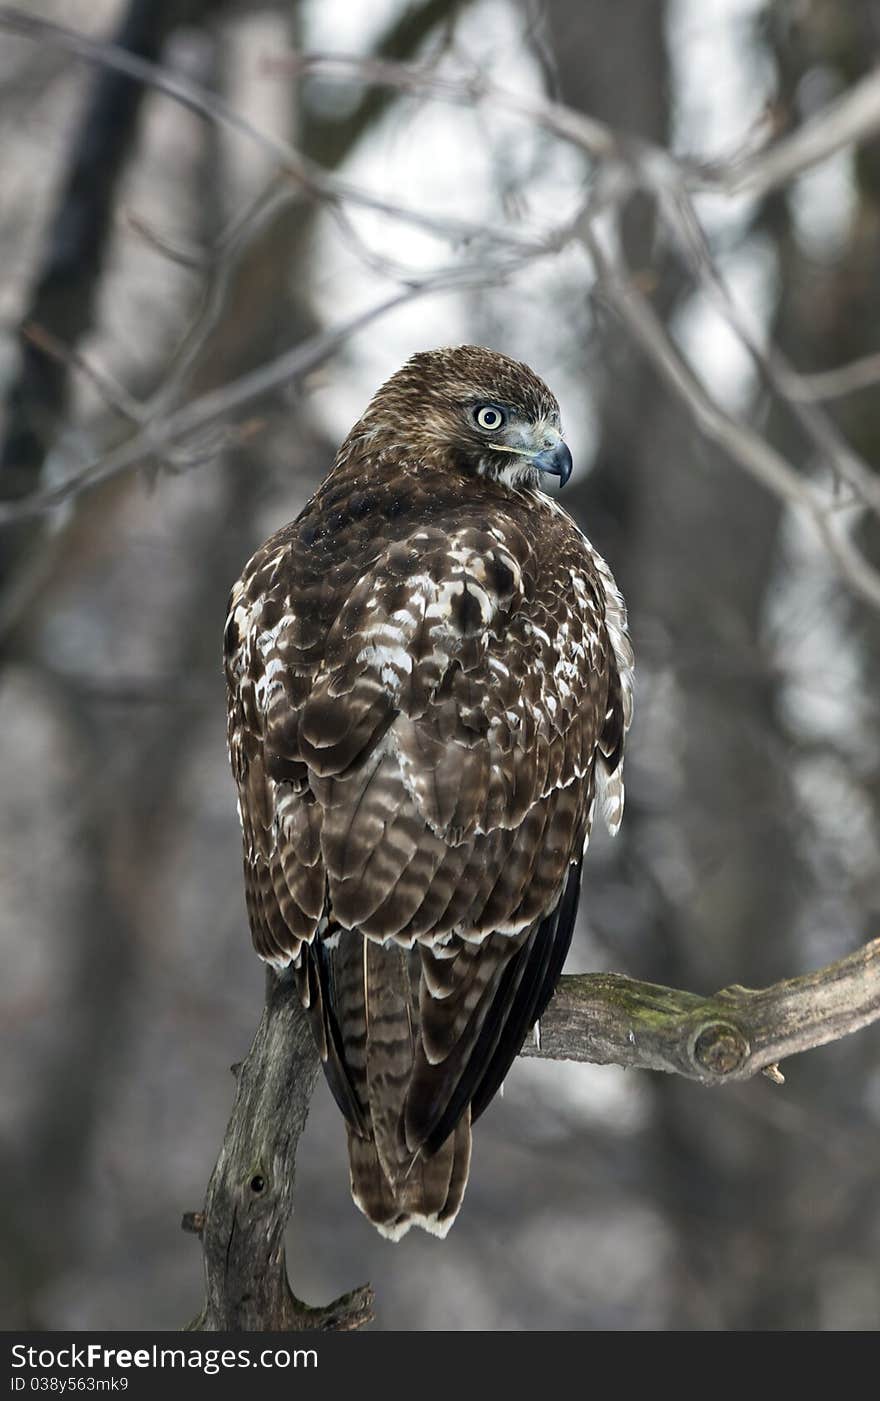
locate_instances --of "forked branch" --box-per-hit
[186,935,879,1331]
[185,971,374,1333]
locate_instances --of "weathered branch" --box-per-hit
[186,971,374,1333]
[525,936,880,1083]
[187,936,879,1330]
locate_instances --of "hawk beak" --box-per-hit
[532,439,573,488]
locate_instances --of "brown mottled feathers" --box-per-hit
[225,345,632,1239]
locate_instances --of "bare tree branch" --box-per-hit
[0,265,530,524]
[3,11,880,624]
[528,936,880,1082]
[185,973,374,1333]
[580,219,880,613]
[0,10,543,257]
[0,0,193,490]
[187,935,879,1330]
[706,65,880,200]
[650,178,880,518]
[791,352,880,403]
[259,46,880,202]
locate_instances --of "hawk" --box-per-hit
[225,346,632,1240]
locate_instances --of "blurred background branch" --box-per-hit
[3,8,880,614]
[0,0,216,642]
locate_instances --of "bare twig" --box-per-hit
[0,10,544,258]
[652,179,880,517]
[581,220,880,612]
[260,47,880,202]
[22,323,145,429]
[4,9,880,622]
[707,65,880,200]
[791,352,880,403]
[0,264,530,524]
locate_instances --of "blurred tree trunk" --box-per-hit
[739,0,880,1330]
[0,0,229,1328]
[0,0,222,648]
[543,0,806,1328]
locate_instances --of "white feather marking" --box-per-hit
[254,617,287,660]
[263,951,296,973]
[349,1193,456,1242]
[356,643,413,674]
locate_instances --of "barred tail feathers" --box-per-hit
[300,863,581,1239]
[340,934,473,1240]
[347,1113,471,1241]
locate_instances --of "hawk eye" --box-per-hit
[473,404,506,432]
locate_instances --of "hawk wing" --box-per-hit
[226,495,631,1233]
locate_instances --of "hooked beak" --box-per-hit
[488,423,573,488]
[531,438,573,488]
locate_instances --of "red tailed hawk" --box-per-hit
[225,346,632,1239]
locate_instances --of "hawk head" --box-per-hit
[349,344,572,489]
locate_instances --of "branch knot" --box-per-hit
[690,1020,750,1077]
